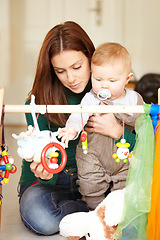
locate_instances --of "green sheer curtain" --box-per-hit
[116,104,156,240]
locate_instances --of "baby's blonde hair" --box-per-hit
[91,42,131,74]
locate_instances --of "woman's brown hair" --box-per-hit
[28,21,95,126]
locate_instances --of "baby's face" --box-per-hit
[91,62,132,101]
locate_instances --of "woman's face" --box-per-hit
[51,50,91,93]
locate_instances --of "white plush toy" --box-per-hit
[12,125,64,164]
[12,95,65,165]
[59,188,125,240]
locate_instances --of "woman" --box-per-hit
[19,21,136,235]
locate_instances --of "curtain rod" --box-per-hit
[4,104,145,114]
[1,88,160,115]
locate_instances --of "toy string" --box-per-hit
[122,113,125,139]
[32,113,40,132]
[0,105,5,129]
[0,105,6,151]
[80,105,84,132]
[45,105,52,139]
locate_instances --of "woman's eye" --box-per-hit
[96,78,101,81]
[56,70,64,74]
[74,65,81,70]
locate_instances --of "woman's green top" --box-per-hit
[19,83,136,187]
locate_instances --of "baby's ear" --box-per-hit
[126,72,133,83]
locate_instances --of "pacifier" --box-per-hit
[97,89,111,100]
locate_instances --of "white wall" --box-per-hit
[0,0,10,88]
[0,0,160,124]
[123,0,160,79]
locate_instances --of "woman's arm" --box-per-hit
[85,113,136,151]
[85,113,123,140]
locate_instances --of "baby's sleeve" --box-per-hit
[66,92,99,137]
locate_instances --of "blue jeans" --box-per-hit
[19,167,89,235]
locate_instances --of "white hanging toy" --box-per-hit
[112,138,132,163]
[12,95,67,173]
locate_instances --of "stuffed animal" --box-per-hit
[12,95,65,164]
[59,188,125,240]
[12,125,64,163]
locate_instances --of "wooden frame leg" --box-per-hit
[0,88,5,228]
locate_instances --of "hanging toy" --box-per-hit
[80,131,88,154]
[112,113,132,163]
[80,106,88,154]
[12,95,67,174]
[0,194,3,205]
[97,88,111,100]
[0,102,17,185]
[41,142,67,174]
[0,146,17,184]
[112,138,132,163]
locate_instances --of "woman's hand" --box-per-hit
[30,162,53,180]
[85,113,123,140]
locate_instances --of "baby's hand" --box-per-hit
[58,127,78,148]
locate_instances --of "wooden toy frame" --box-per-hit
[0,87,160,229]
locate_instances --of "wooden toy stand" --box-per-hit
[0,88,4,227]
[0,87,160,229]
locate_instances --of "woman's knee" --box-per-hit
[19,185,60,235]
[20,212,59,235]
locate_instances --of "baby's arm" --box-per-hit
[58,126,78,148]
[59,92,99,147]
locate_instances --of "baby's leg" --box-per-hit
[76,143,111,209]
[85,195,105,210]
[111,163,129,191]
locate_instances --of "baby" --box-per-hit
[59,42,144,209]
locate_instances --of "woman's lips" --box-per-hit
[70,82,81,89]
